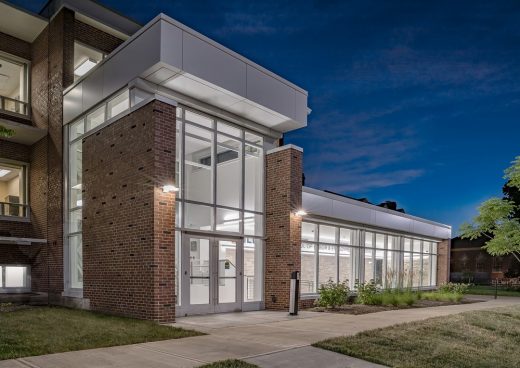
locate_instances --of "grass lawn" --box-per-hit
[314,305,520,368]
[0,306,202,360]
[199,360,258,368]
[467,285,520,297]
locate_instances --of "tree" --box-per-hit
[460,156,520,264]
[0,125,14,138]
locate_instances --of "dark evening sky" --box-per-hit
[15,0,520,233]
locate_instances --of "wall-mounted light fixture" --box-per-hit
[162,184,179,193]
[294,209,307,217]
[74,58,97,77]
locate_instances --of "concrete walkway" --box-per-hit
[1,296,519,368]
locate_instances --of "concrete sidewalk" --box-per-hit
[1,296,519,368]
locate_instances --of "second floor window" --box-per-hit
[0,161,28,218]
[0,53,28,115]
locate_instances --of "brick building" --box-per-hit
[0,0,451,322]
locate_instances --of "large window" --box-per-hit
[73,42,105,82]
[300,221,440,294]
[0,265,30,292]
[176,107,264,235]
[0,53,29,115]
[0,161,28,218]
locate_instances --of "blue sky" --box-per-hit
[16,0,520,233]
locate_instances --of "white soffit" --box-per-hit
[0,118,47,145]
[63,15,309,133]
[302,187,452,240]
[0,1,47,42]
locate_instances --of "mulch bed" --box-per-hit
[307,298,483,315]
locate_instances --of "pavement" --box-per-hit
[1,295,519,368]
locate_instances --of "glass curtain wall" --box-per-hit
[175,106,265,303]
[301,221,439,294]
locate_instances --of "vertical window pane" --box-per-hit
[69,208,82,233]
[175,231,181,306]
[69,140,82,208]
[69,235,83,289]
[184,133,213,204]
[432,242,438,255]
[185,203,213,230]
[216,208,240,233]
[176,120,182,198]
[216,135,241,208]
[412,253,421,287]
[175,201,182,227]
[403,252,412,288]
[189,238,210,304]
[375,233,385,248]
[339,228,353,245]
[86,105,106,131]
[404,238,412,252]
[423,242,431,254]
[243,238,263,302]
[422,254,431,287]
[301,243,316,293]
[244,212,263,236]
[302,222,317,242]
[339,246,353,286]
[375,250,384,287]
[364,249,374,282]
[244,145,263,212]
[319,225,336,243]
[386,251,399,288]
[218,240,237,303]
[387,236,397,250]
[413,239,421,253]
[107,90,129,119]
[69,118,84,140]
[319,244,337,286]
[365,232,374,247]
[431,255,438,286]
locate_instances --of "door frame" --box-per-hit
[178,233,243,316]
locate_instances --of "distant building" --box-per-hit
[450,236,519,284]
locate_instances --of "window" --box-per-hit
[0,161,28,218]
[73,42,104,81]
[301,243,316,293]
[244,238,263,301]
[319,244,337,286]
[0,53,29,115]
[0,265,30,292]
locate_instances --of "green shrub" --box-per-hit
[355,281,381,305]
[438,282,470,294]
[421,291,463,302]
[316,280,350,308]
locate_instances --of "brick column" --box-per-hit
[264,145,303,310]
[82,100,176,322]
[437,239,450,285]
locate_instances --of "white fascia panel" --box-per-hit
[246,65,296,121]
[182,32,247,98]
[159,21,183,71]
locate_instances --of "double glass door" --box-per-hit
[181,235,242,315]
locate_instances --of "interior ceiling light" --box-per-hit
[0,169,11,178]
[74,58,97,77]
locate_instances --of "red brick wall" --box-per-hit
[437,239,450,285]
[264,146,303,310]
[0,31,31,60]
[74,20,124,55]
[82,100,176,322]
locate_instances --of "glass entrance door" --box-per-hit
[181,235,242,315]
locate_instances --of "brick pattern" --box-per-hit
[437,239,450,285]
[74,20,124,55]
[264,147,303,310]
[82,100,176,322]
[0,31,31,60]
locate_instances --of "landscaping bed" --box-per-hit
[313,305,520,368]
[0,305,202,360]
[309,297,480,315]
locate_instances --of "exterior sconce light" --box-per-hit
[162,184,179,193]
[294,209,307,217]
